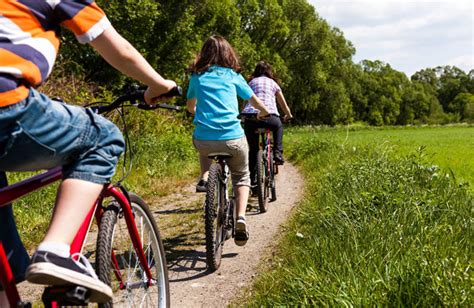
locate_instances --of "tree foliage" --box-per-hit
[56,0,473,125]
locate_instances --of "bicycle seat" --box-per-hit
[208,152,232,160]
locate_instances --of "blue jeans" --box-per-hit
[0,88,125,285]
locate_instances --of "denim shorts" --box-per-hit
[0,88,125,183]
[0,88,125,285]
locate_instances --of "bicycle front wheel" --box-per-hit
[96,193,169,308]
[205,163,226,272]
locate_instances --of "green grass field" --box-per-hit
[242,125,473,306]
[289,125,474,188]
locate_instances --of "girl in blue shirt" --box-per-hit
[187,35,269,246]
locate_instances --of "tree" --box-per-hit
[449,93,474,120]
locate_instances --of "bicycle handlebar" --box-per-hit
[91,86,183,114]
[239,112,292,123]
[238,112,258,119]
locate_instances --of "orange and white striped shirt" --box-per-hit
[0,0,111,107]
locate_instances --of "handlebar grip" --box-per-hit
[157,86,182,99]
[130,86,182,103]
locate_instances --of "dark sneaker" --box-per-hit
[196,179,207,193]
[234,216,249,246]
[274,155,285,165]
[26,251,112,303]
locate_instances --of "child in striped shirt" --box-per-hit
[0,1,175,303]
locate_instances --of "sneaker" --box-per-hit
[26,251,112,303]
[196,179,207,193]
[234,216,249,246]
[274,154,285,165]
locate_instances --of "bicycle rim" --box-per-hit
[205,163,225,271]
[96,193,169,307]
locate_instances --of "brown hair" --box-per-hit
[188,35,242,74]
[250,61,280,84]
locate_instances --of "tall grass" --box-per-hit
[245,132,472,305]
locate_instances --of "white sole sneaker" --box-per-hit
[234,219,249,246]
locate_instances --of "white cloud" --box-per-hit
[309,0,474,76]
[446,55,474,71]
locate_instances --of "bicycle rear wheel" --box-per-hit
[96,193,169,308]
[205,163,226,272]
[256,149,269,213]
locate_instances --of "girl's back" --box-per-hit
[243,76,281,115]
[188,65,253,141]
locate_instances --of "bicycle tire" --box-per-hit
[269,151,277,202]
[96,193,170,308]
[205,163,226,272]
[256,149,269,213]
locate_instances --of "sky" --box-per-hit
[308,0,474,77]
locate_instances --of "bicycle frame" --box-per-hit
[0,168,154,307]
[257,128,275,176]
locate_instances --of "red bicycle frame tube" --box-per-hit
[264,130,272,174]
[0,167,62,208]
[0,242,21,307]
[70,204,99,256]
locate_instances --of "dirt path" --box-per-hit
[162,163,304,307]
[17,163,303,307]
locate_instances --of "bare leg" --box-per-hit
[0,291,9,308]
[198,154,212,182]
[42,179,103,244]
[234,185,250,246]
[235,185,250,218]
[27,179,112,301]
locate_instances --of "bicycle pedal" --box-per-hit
[42,285,91,305]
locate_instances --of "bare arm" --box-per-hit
[89,26,176,104]
[187,98,197,114]
[276,91,293,121]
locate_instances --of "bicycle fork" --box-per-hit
[105,187,155,289]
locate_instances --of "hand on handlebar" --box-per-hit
[257,109,270,120]
[144,80,177,105]
[283,114,293,122]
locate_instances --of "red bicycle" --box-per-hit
[0,86,181,307]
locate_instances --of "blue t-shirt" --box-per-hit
[187,66,254,140]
